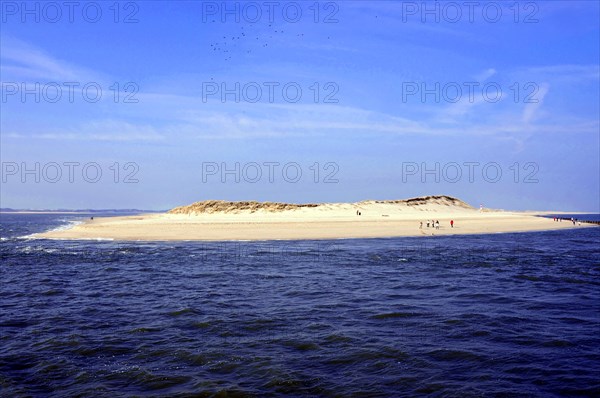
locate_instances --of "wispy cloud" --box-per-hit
[518,64,600,83]
[522,83,550,124]
[6,120,165,142]
[435,68,501,124]
[474,68,497,81]
[0,36,103,82]
[1,39,596,149]
[7,98,597,144]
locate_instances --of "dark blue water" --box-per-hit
[1,214,599,397]
[543,214,600,222]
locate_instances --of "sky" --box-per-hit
[1,0,599,211]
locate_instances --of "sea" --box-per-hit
[1,213,599,397]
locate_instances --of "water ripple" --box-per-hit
[0,215,599,396]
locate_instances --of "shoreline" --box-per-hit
[32,208,595,242]
[33,224,591,243]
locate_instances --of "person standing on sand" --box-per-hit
[435,220,440,229]
[427,221,430,228]
[450,220,454,228]
[420,221,423,229]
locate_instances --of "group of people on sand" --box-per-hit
[553,217,581,226]
[419,220,454,229]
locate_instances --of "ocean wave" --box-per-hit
[19,220,84,240]
[49,220,83,232]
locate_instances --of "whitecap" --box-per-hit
[20,220,84,240]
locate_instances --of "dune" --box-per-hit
[34,196,591,241]
[169,200,320,214]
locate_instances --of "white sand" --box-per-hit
[33,197,589,241]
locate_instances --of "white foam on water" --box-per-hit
[18,245,60,254]
[50,220,83,232]
[20,220,83,240]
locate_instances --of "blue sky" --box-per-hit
[1,1,599,211]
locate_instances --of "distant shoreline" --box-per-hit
[2,211,98,215]
[1,210,163,215]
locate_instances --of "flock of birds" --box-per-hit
[208,23,306,61]
[206,11,379,62]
